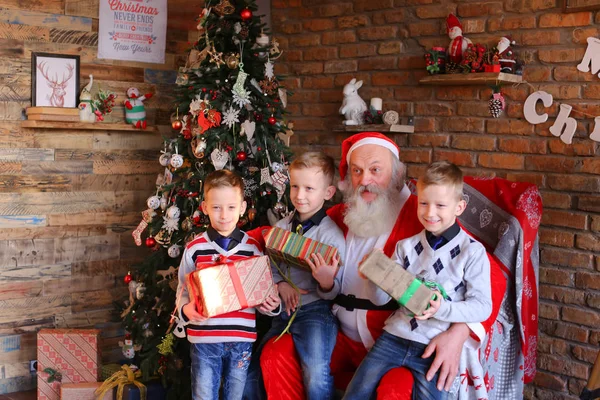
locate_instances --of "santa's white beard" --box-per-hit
[343,182,402,238]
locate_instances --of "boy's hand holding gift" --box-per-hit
[415,290,442,320]
[306,253,340,291]
[257,290,282,314]
[182,287,208,322]
[278,282,308,316]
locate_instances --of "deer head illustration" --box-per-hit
[37,61,74,107]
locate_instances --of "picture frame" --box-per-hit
[31,53,80,107]
[563,0,600,12]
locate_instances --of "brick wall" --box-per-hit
[271,1,599,398]
[0,0,198,394]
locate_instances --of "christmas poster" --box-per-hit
[98,0,167,64]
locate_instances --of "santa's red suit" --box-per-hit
[258,133,505,399]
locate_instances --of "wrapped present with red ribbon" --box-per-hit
[189,255,275,318]
[37,329,101,400]
[61,382,113,400]
[263,226,341,272]
[358,250,435,316]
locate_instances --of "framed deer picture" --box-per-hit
[31,53,80,107]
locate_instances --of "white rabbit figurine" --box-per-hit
[339,78,367,125]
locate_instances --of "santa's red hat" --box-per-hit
[339,132,400,182]
[446,14,462,33]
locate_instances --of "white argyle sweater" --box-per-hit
[384,228,492,346]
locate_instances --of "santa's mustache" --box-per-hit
[356,183,383,195]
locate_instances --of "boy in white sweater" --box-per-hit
[343,161,492,400]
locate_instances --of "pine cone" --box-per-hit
[488,98,503,118]
[446,62,470,74]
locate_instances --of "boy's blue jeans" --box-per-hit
[191,341,252,400]
[342,331,448,400]
[244,300,338,400]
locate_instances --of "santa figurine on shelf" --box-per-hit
[497,36,517,73]
[447,13,472,64]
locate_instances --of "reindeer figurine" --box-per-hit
[37,61,74,107]
[339,78,367,126]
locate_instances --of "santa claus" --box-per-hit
[244,132,503,399]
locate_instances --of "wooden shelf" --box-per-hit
[334,123,414,133]
[21,120,158,132]
[419,72,523,86]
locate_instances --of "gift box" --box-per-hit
[61,382,112,400]
[358,251,434,315]
[37,329,101,400]
[264,226,341,271]
[189,255,275,317]
[102,363,124,381]
[117,381,167,400]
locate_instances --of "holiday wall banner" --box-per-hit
[98,0,167,64]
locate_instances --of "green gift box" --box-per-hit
[358,250,434,315]
[264,226,340,272]
[102,363,123,381]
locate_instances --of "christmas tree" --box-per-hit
[119,1,292,398]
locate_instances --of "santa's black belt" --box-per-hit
[334,294,399,312]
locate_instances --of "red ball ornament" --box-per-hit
[255,114,263,122]
[236,151,247,161]
[171,120,182,130]
[124,272,133,284]
[145,237,156,248]
[240,8,252,21]
[268,116,277,125]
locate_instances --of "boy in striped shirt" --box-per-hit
[176,170,281,400]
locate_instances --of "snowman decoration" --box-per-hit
[447,14,472,64]
[119,333,141,359]
[124,87,153,129]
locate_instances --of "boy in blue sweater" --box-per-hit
[245,152,345,400]
[343,161,492,400]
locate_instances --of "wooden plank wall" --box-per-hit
[0,0,201,393]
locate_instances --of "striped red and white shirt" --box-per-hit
[176,229,279,344]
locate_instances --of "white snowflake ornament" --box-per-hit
[222,106,240,129]
[232,92,251,108]
[162,216,180,233]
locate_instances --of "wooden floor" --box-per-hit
[0,390,35,400]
